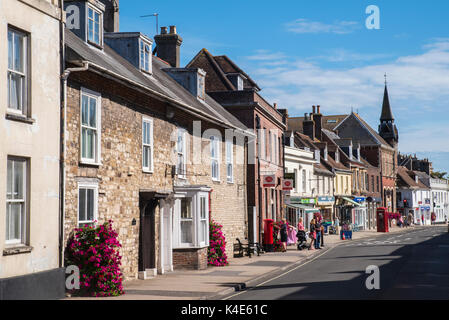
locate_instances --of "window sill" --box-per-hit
[79,160,101,167]
[142,169,154,174]
[5,113,35,124]
[212,179,221,184]
[3,245,33,256]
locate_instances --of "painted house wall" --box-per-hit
[0,0,61,280]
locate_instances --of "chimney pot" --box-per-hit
[273,103,277,109]
[161,26,168,34]
[312,105,316,114]
[169,25,177,34]
[317,105,321,114]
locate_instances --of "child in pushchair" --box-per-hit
[296,230,308,250]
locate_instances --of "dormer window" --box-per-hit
[197,73,205,100]
[335,150,340,163]
[87,5,102,46]
[323,146,328,161]
[140,40,152,74]
[314,149,320,163]
[227,73,244,91]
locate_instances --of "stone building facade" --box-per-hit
[63,3,252,280]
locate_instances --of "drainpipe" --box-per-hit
[59,60,89,268]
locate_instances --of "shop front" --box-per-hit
[416,205,431,225]
[353,197,367,230]
[366,197,381,230]
[335,196,361,225]
[285,196,318,230]
[317,196,335,222]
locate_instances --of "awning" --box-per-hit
[342,197,362,207]
[287,204,312,210]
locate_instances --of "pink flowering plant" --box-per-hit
[208,220,228,266]
[65,220,124,297]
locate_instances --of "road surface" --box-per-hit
[225,226,449,300]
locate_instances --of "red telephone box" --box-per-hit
[377,207,389,233]
[263,219,274,252]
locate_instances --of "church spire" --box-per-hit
[380,74,394,122]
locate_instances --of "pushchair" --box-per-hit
[296,230,308,250]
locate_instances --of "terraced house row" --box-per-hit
[1,0,447,300]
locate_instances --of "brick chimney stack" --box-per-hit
[314,105,323,141]
[154,25,183,68]
[303,113,315,141]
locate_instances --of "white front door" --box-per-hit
[158,200,173,274]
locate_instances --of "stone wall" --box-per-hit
[64,70,248,278]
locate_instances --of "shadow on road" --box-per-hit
[242,227,449,300]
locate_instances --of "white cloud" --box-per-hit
[285,19,360,34]
[246,39,449,152]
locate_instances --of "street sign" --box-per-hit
[263,175,276,187]
[282,179,293,190]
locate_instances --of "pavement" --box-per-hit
[71,224,436,300]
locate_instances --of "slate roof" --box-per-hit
[333,112,393,150]
[65,30,251,133]
[380,85,394,121]
[397,166,429,189]
[186,48,261,92]
[288,115,349,132]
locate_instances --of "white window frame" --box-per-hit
[86,5,103,47]
[142,117,154,173]
[226,139,233,183]
[177,128,187,179]
[6,157,28,246]
[77,181,98,227]
[139,39,152,74]
[80,87,101,165]
[210,136,220,181]
[198,195,209,247]
[173,191,210,249]
[7,27,28,116]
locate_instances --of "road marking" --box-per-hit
[222,246,336,300]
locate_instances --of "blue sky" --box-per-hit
[120,0,449,174]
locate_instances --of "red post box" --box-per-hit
[377,207,389,233]
[263,219,274,252]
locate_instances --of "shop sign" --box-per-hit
[420,206,431,210]
[284,172,295,188]
[282,179,294,191]
[317,196,335,204]
[263,175,276,187]
[353,197,366,203]
[289,196,302,203]
[425,199,431,204]
[301,198,317,204]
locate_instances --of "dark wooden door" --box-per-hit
[139,199,156,271]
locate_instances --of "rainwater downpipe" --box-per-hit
[59,60,89,268]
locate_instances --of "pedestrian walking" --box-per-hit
[334,217,340,235]
[407,212,413,227]
[280,219,288,252]
[297,217,305,231]
[315,219,322,250]
[308,218,316,250]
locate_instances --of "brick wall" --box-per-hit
[172,247,208,270]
